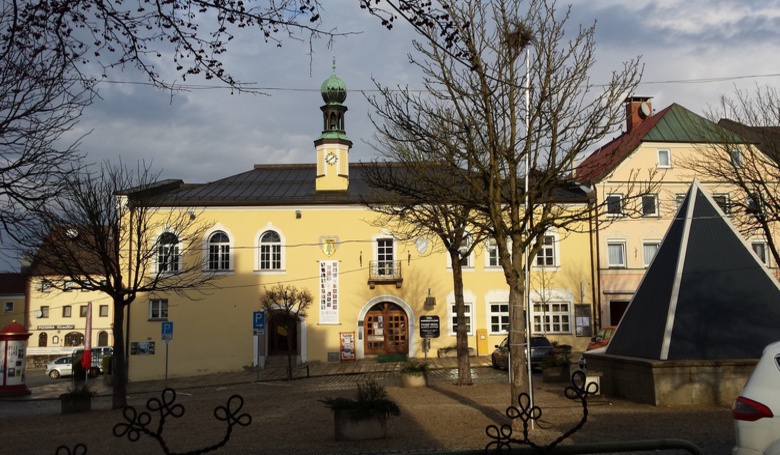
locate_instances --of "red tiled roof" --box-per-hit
[575,105,671,184]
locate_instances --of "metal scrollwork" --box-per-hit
[485,370,599,453]
[55,443,87,455]
[113,387,251,455]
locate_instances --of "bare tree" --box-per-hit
[259,284,313,381]
[363,160,487,386]
[686,86,780,270]
[366,0,642,403]
[17,161,218,409]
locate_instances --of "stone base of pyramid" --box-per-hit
[584,353,757,406]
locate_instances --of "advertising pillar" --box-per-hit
[0,321,32,397]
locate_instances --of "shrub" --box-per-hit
[320,379,400,419]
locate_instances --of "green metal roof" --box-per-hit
[642,103,723,143]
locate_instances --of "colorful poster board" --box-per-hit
[339,332,355,362]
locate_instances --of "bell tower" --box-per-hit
[315,59,352,192]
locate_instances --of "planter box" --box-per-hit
[437,347,476,358]
[60,395,92,414]
[333,409,387,441]
[400,372,427,388]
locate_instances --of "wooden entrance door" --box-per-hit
[364,303,408,355]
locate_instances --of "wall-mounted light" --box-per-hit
[424,288,436,309]
[188,211,196,221]
[296,210,302,219]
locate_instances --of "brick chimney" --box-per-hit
[625,96,653,133]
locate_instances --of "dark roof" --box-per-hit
[137,162,591,207]
[576,104,728,184]
[606,179,780,360]
[718,118,780,164]
[0,273,26,295]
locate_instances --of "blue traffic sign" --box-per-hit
[161,321,173,341]
[253,311,265,330]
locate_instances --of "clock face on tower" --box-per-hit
[325,152,338,165]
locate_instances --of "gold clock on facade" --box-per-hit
[325,152,338,165]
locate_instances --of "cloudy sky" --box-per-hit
[5,1,778,272]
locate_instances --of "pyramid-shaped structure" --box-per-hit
[606,179,780,360]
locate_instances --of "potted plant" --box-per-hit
[320,379,400,441]
[541,344,572,383]
[436,344,476,358]
[399,359,429,388]
[59,383,95,414]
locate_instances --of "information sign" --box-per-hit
[419,316,440,338]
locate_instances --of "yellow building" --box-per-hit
[0,273,27,330]
[123,69,596,381]
[26,274,114,360]
[577,97,777,328]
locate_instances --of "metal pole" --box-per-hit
[165,342,169,389]
[256,332,260,381]
[524,45,535,429]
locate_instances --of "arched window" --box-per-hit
[98,331,109,347]
[38,332,47,347]
[259,231,282,270]
[64,332,84,347]
[207,231,230,271]
[158,232,181,273]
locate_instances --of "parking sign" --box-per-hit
[161,321,173,342]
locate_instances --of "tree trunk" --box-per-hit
[450,251,473,386]
[111,297,128,409]
[508,272,529,406]
[286,320,295,381]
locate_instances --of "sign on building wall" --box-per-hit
[319,261,339,324]
[339,331,355,362]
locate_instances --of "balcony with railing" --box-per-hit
[368,260,403,289]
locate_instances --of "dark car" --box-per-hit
[491,335,554,370]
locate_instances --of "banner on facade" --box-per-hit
[319,261,339,324]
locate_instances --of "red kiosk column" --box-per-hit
[0,321,32,397]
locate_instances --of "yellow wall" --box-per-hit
[126,204,595,381]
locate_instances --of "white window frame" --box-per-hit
[254,224,286,274]
[488,302,510,334]
[605,194,624,217]
[156,231,182,274]
[730,149,743,168]
[530,291,573,335]
[485,239,501,269]
[373,233,397,277]
[149,299,169,320]
[657,149,671,168]
[641,194,659,217]
[205,227,233,273]
[752,240,769,265]
[534,232,559,269]
[447,291,475,337]
[607,241,627,268]
[447,235,474,270]
[643,241,661,267]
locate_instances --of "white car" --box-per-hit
[45,356,73,379]
[733,341,780,455]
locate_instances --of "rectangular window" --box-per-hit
[41,306,50,318]
[486,240,500,267]
[731,149,743,168]
[532,301,571,334]
[80,305,88,317]
[748,193,763,214]
[676,193,686,211]
[449,302,472,336]
[657,149,671,168]
[149,299,169,320]
[458,237,472,268]
[641,194,659,217]
[535,235,556,267]
[99,305,109,317]
[488,303,509,334]
[606,194,623,216]
[643,242,661,267]
[713,194,730,214]
[40,280,52,293]
[376,238,395,276]
[607,242,626,268]
[63,281,73,292]
[752,241,768,265]
[3,302,12,313]
[63,305,72,318]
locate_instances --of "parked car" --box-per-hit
[72,346,113,376]
[732,341,780,455]
[587,326,616,351]
[45,356,73,379]
[491,335,554,370]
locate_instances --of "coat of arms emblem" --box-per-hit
[320,236,338,256]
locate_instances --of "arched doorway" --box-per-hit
[64,332,84,347]
[267,311,298,356]
[364,302,408,355]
